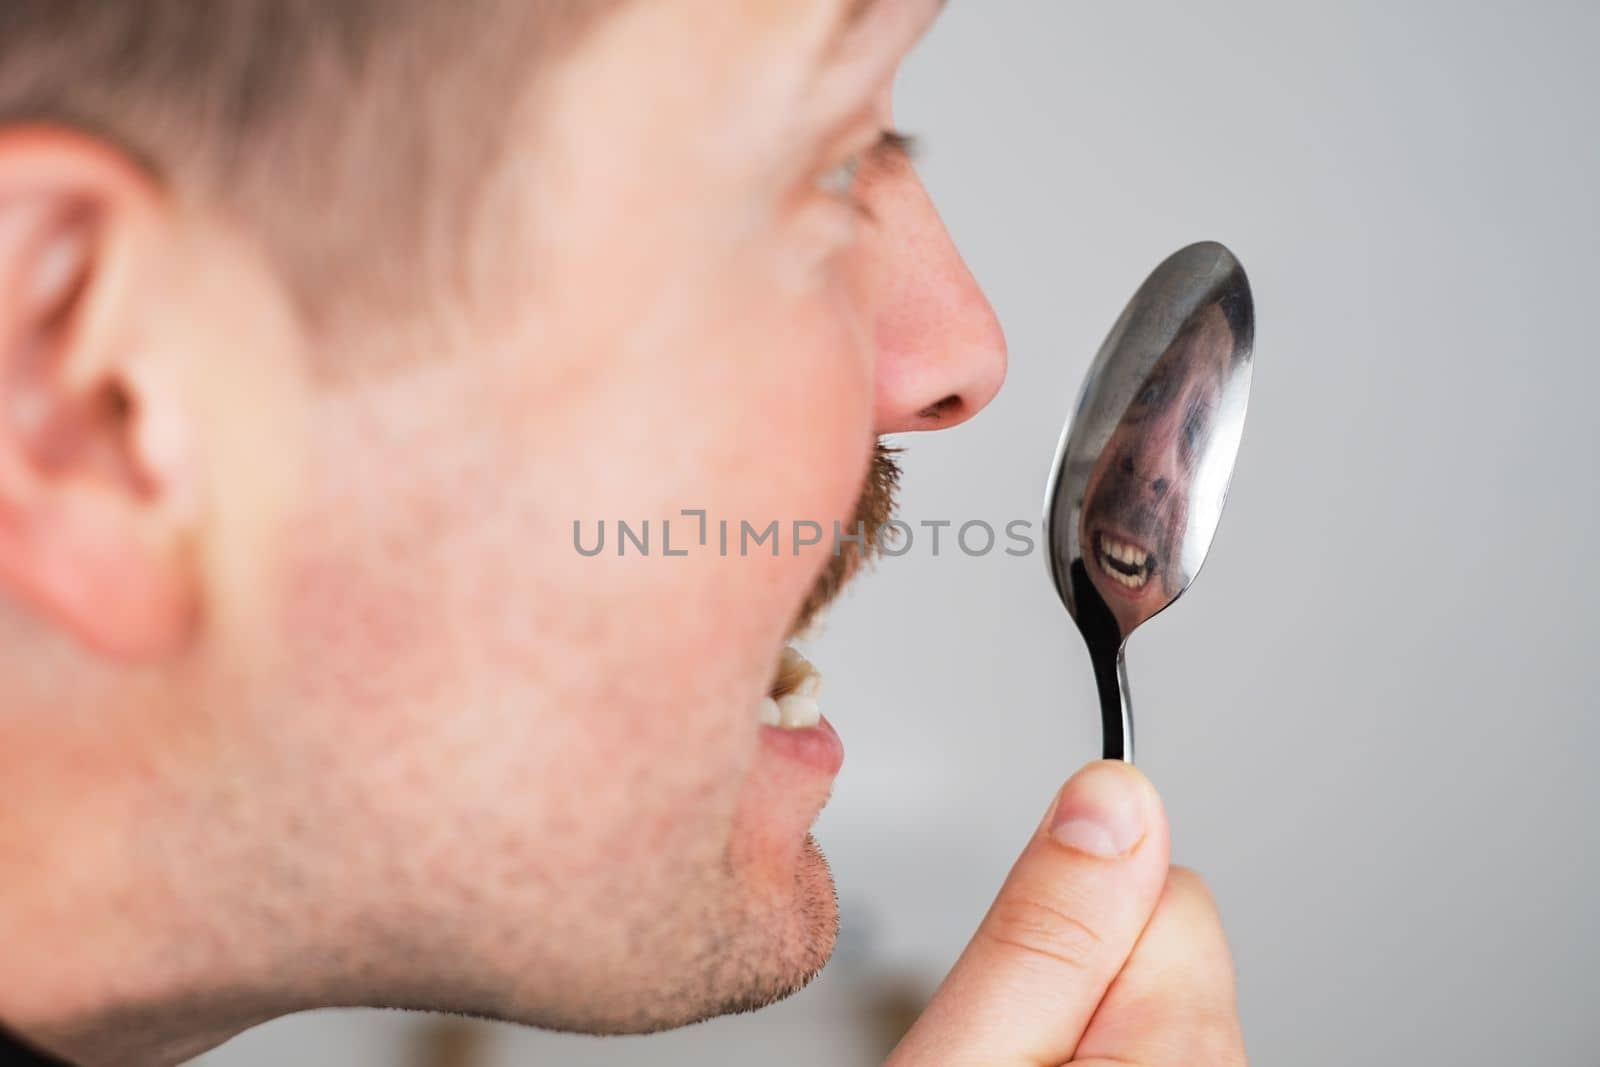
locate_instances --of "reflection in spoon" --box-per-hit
[1044,242,1255,762]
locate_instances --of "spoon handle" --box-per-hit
[1089,643,1134,763]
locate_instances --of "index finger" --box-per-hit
[1073,866,1248,1066]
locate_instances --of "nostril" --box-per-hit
[916,394,964,424]
[1151,477,1170,496]
[1120,456,1136,475]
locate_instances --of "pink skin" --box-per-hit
[0,0,1005,1061]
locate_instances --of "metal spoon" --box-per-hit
[1043,241,1255,763]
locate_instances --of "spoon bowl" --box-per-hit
[1043,241,1255,762]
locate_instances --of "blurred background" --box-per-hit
[202,1,1600,1064]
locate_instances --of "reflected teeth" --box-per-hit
[1097,535,1151,590]
[1105,567,1148,589]
[762,646,824,731]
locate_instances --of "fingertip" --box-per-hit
[1047,761,1165,859]
[1164,865,1217,905]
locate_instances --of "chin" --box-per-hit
[687,832,840,1026]
[542,834,840,1037]
[775,833,842,993]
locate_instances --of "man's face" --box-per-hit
[1080,307,1233,635]
[205,0,1004,1034]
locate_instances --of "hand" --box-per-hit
[887,761,1246,1066]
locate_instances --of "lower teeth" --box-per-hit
[1102,555,1148,588]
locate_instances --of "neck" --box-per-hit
[0,739,282,1066]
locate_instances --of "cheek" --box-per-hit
[260,256,874,890]
[265,405,759,917]
[534,260,874,650]
[722,279,876,646]
[766,280,878,537]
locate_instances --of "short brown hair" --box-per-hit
[0,1,616,356]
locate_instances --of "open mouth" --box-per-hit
[758,646,824,730]
[1093,531,1157,593]
[746,442,897,736]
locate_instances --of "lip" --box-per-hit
[759,715,844,777]
[1091,528,1159,600]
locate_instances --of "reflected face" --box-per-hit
[1080,305,1233,635]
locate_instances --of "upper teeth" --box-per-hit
[761,646,824,730]
[776,693,821,729]
[1104,538,1146,566]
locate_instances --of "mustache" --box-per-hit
[1085,475,1163,541]
[791,441,902,634]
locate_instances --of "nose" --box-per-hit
[1128,408,1186,496]
[854,162,1007,434]
[1120,454,1172,502]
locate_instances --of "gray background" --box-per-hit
[204,1,1600,1064]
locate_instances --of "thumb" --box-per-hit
[888,761,1171,1066]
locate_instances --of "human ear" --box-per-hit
[0,130,200,659]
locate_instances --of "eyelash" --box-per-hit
[818,129,919,218]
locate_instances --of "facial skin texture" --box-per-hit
[0,1,1005,1063]
[1080,305,1234,635]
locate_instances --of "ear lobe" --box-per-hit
[0,137,199,660]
